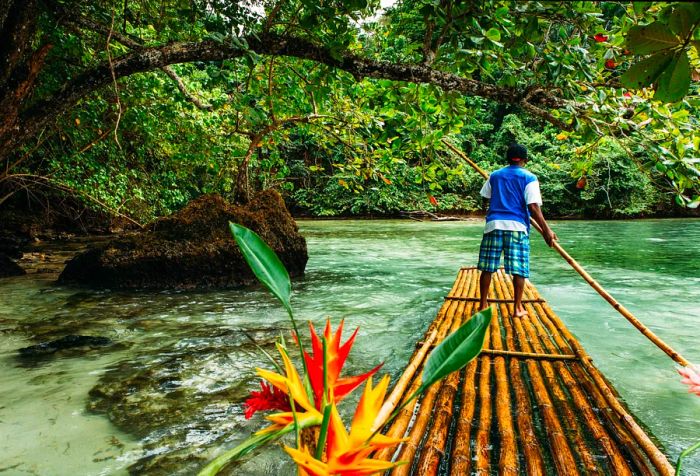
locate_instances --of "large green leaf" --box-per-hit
[655,51,691,103]
[669,6,700,39]
[229,222,291,313]
[419,307,492,391]
[621,52,673,89]
[626,23,680,55]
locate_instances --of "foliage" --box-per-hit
[2,1,699,220]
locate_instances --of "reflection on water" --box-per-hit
[0,219,699,475]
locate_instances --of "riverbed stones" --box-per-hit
[17,335,113,357]
[0,253,25,277]
[57,191,308,289]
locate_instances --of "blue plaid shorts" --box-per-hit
[477,230,530,277]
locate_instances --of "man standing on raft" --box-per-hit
[478,144,557,317]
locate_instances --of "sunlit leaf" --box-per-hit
[229,222,291,313]
[620,52,672,89]
[655,51,691,103]
[626,23,680,55]
[419,307,491,392]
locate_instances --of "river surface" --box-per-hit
[0,219,699,475]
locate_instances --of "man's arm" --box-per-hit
[528,203,558,247]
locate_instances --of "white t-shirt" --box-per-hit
[480,179,542,234]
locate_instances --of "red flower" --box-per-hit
[594,33,608,42]
[304,319,382,410]
[623,91,632,99]
[605,59,616,69]
[243,381,292,419]
[428,194,439,206]
[576,177,587,189]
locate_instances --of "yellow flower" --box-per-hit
[284,376,406,476]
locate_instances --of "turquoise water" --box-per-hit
[0,219,698,474]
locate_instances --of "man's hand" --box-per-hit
[543,228,558,248]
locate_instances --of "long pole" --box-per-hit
[441,139,690,367]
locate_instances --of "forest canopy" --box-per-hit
[1,0,699,221]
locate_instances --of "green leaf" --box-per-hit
[419,307,491,391]
[485,28,501,42]
[626,23,680,55]
[620,52,673,89]
[229,222,292,313]
[197,426,292,476]
[669,6,697,38]
[655,51,691,102]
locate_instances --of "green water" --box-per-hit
[0,219,699,475]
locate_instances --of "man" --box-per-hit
[477,143,557,317]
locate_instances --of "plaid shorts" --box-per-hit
[477,230,530,277]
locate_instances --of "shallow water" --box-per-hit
[0,219,699,475]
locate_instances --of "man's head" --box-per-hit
[506,143,528,165]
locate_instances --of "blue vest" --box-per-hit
[486,165,538,230]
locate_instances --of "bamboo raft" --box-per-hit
[377,267,674,475]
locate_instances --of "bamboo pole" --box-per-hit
[449,353,480,474]
[497,273,603,475]
[415,300,474,474]
[519,279,639,476]
[529,287,674,475]
[486,287,518,475]
[493,272,579,474]
[376,269,471,458]
[473,311,493,475]
[390,287,469,475]
[496,273,545,475]
[442,139,690,367]
[531,298,657,476]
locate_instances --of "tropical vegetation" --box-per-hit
[1,1,699,222]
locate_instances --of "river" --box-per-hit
[0,219,699,475]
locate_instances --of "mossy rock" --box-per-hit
[58,190,308,289]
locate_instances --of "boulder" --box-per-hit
[0,253,25,277]
[58,190,308,289]
[18,335,113,357]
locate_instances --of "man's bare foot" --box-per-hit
[479,301,489,311]
[513,306,528,318]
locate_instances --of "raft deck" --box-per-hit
[379,267,673,475]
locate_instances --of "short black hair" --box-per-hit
[506,144,528,163]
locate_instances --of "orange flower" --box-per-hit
[284,375,406,476]
[304,319,382,409]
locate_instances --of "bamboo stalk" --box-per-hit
[377,269,471,454]
[449,353,480,474]
[497,273,603,475]
[494,272,579,474]
[531,289,674,475]
[486,288,518,475]
[473,312,493,475]
[442,138,690,367]
[518,280,637,476]
[496,273,545,475]
[378,269,472,465]
[390,293,469,475]
[415,299,476,474]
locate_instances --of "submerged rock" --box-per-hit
[57,190,308,290]
[0,253,25,277]
[18,334,113,357]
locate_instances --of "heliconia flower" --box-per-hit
[594,33,608,42]
[284,375,406,476]
[605,59,616,69]
[623,92,632,99]
[243,381,292,419]
[304,319,382,409]
[678,364,700,397]
[255,343,323,433]
[428,194,439,207]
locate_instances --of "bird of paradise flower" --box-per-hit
[197,223,491,476]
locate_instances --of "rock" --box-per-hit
[0,253,25,277]
[18,334,113,357]
[58,191,308,290]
